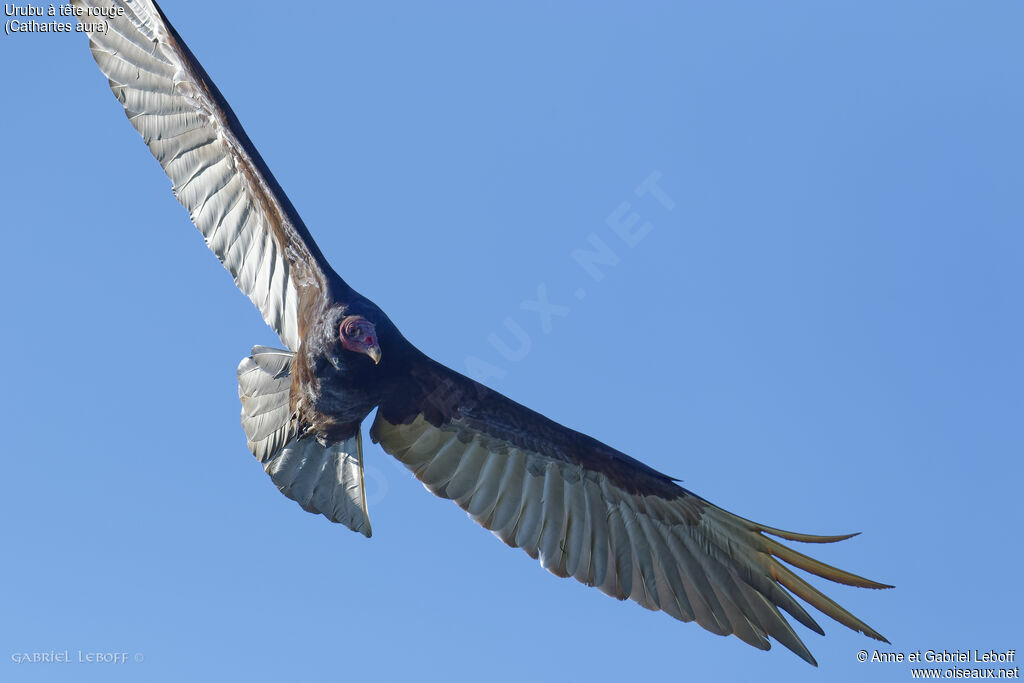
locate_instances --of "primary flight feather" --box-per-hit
[71,0,891,665]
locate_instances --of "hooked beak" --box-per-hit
[365,344,382,365]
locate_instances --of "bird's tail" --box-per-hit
[237,346,371,537]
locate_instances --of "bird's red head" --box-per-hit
[339,315,382,365]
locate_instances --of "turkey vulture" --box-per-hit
[71,0,890,665]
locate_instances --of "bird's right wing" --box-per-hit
[73,0,340,350]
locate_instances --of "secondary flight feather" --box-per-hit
[71,0,891,665]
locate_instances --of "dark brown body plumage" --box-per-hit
[73,0,891,666]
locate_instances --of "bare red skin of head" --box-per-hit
[339,315,381,362]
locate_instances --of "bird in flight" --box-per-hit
[72,0,891,665]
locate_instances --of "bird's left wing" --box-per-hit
[371,356,891,665]
[73,0,339,350]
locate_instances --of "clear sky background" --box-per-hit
[1,2,1021,681]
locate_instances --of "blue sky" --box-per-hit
[2,1,1021,681]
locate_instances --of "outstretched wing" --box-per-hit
[371,355,891,665]
[72,0,338,350]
